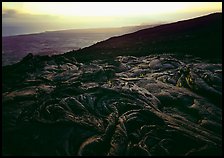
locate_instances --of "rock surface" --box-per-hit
[2,53,222,156]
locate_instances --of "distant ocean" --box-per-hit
[2,31,114,66]
[2,25,155,66]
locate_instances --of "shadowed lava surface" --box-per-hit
[2,53,222,156]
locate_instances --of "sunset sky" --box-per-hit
[2,2,222,36]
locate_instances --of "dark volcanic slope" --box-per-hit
[65,13,222,62]
[2,13,222,156]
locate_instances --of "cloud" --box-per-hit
[2,9,96,36]
[2,9,19,18]
[2,9,59,26]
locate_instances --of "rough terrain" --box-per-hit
[2,53,222,156]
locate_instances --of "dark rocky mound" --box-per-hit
[2,53,222,156]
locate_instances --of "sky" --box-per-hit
[2,2,222,36]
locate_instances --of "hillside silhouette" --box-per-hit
[64,13,221,62]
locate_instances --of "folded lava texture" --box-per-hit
[2,53,222,156]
